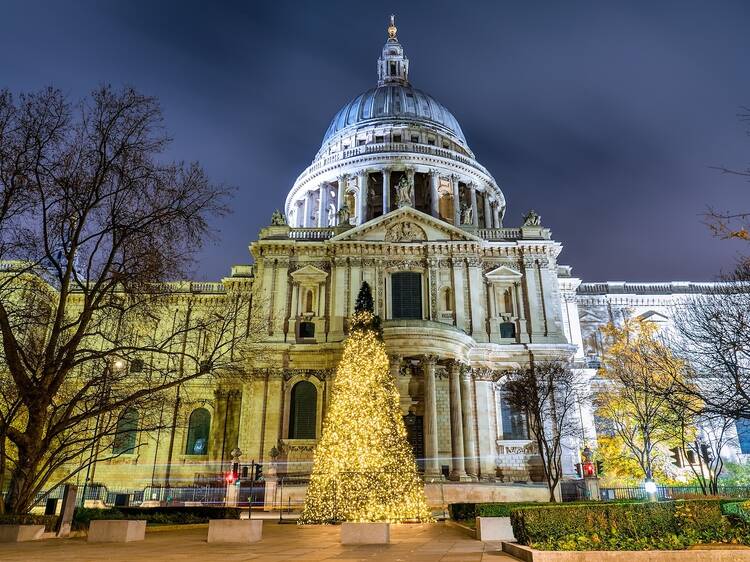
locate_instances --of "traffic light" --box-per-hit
[596,460,605,476]
[700,443,713,465]
[254,463,263,481]
[574,462,582,477]
[669,447,683,468]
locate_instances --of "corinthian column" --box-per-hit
[357,171,367,225]
[429,170,440,218]
[469,183,479,227]
[460,366,478,479]
[422,355,441,479]
[449,361,468,480]
[452,175,460,225]
[382,168,391,215]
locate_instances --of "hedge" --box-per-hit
[73,506,242,530]
[0,513,59,531]
[723,500,750,525]
[510,500,750,551]
[449,499,641,521]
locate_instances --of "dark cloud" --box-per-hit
[2,0,748,281]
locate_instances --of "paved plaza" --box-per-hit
[0,521,515,562]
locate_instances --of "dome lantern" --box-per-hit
[377,15,409,86]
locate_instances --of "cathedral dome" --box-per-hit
[321,84,467,148]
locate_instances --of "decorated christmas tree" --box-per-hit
[299,282,432,524]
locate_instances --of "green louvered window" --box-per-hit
[289,381,317,439]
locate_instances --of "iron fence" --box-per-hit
[600,485,750,501]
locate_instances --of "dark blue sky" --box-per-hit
[2,1,749,281]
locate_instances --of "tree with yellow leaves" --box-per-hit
[595,319,690,485]
[299,282,431,524]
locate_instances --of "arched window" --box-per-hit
[500,394,528,440]
[185,408,211,455]
[500,321,516,339]
[288,381,317,439]
[112,408,138,454]
[305,289,314,314]
[442,287,452,311]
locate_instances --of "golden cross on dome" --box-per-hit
[388,14,397,39]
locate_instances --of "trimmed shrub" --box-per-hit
[73,506,241,530]
[449,499,643,521]
[0,513,59,531]
[723,500,750,525]
[511,500,750,551]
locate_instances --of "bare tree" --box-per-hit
[0,86,256,514]
[706,107,750,242]
[502,361,587,502]
[667,280,750,423]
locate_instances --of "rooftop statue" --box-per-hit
[523,209,541,227]
[270,209,287,226]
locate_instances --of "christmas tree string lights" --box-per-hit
[299,282,432,524]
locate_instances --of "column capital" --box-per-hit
[356,169,368,178]
[388,354,402,367]
[428,168,440,177]
[421,354,439,367]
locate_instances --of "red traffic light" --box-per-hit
[225,472,236,484]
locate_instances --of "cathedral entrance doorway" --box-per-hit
[403,412,425,472]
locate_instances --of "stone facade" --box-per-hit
[8,18,747,498]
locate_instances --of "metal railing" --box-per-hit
[600,485,750,501]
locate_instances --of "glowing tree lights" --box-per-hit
[299,282,432,524]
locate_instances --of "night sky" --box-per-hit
[2,1,749,282]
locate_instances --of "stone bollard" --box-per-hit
[207,519,263,543]
[340,522,390,545]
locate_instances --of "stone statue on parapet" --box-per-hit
[523,209,541,227]
[461,204,473,225]
[395,175,413,208]
[336,204,351,226]
[270,209,286,226]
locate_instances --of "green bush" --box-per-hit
[0,513,59,531]
[511,500,750,551]
[72,506,241,530]
[449,499,642,521]
[723,500,750,525]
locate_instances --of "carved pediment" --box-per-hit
[384,221,426,242]
[290,264,328,284]
[330,207,482,243]
[485,265,523,282]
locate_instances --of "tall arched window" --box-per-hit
[185,408,211,455]
[288,381,317,439]
[500,394,528,440]
[112,408,138,454]
[305,289,314,314]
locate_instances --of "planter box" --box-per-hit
[0,525,45,542]
[340,522,390,545]
[207,519,262,543]
[476,516,516,542]
[87,520,146,542]
[501,542,750,561]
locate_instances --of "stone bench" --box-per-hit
[87,520,146,542]
[0,525,45,542]
[207,519,262,543]
[476,516,516,542]
[340,522,390,545]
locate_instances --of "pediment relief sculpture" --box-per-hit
[384,221,426,242]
